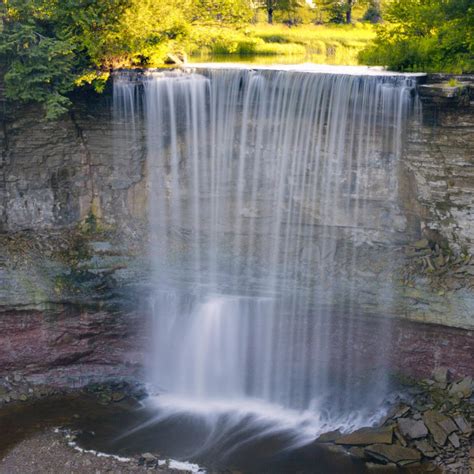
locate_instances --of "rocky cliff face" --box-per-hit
[405,79,474,255]
[0,91,147,232]
[0,75,473,385]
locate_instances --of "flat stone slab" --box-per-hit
[335,427,393,446]
[453,415,471,435]
[365,444,421,465]
[449,376,473,398]
[422,410,450,446]
[419,82,471,98]
[414,439,437,458]
[397,418,428,439]
[315,429,342,443]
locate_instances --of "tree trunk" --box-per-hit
[346,0,353,24]
[267,7,273,24]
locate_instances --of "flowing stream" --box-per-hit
[113,66,419,464]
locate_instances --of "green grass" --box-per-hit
[189,23,376,65]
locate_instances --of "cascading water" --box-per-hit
[113,66,419,463]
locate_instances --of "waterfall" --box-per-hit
[114,67,418,447]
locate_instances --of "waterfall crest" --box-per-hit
[114,67,418,439]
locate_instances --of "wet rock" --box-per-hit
[397,418,428,440]
[390,405,410,420]
[111,392,126,402]
[414,440,437,458]
[365,444,421,465]
[315,429,342,443]
[447,432,460,448]
[138,452,158,468]
[349,447,367,459]
[335,426,393,446]
[448,376,473,398]
[325,444,347,455]
[365,461,397,471]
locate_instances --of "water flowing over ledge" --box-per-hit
[186,63,427,77]
[113,66,422,448]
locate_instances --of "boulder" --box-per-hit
[391,405,410,419]
[138,453,158,468]
[335,427,393,446]
[453,415,471,435]
[448,433,460,449]
[315,429,342,443]
[414,440,437,458]
[437,417,457,436]
[111,392,126,402]
[449,377,473,398]
[365,461,397,471]
[397,418,428,440]
[422,411,448,446]
[393,428,407,447]
[432,367,449,384]
[365,444,421,465]
[349,447,367,459]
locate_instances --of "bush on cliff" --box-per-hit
[359,0,474,73]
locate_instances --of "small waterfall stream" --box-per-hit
[113,67,419,460]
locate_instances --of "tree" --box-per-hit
[191,0,253,25]
[0,0,193,117]
[321,0,367,24]
[258,0,301,24]
[362,0,382,23]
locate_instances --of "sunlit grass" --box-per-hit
[189,23,376,65]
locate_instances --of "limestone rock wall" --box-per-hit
[0,91,147,233]
[405,82,474,254]
[0,74,473,385]
[1,75,473,333]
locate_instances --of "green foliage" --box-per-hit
[1,0,195,117]
[0,1,77,118]
[447,78,460,87]
[255,0,303,24]
[191,0,253,25]
[362,1,382,23]
[1,0,471,117]
[321,1,369,24]
[360,0,474,73]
